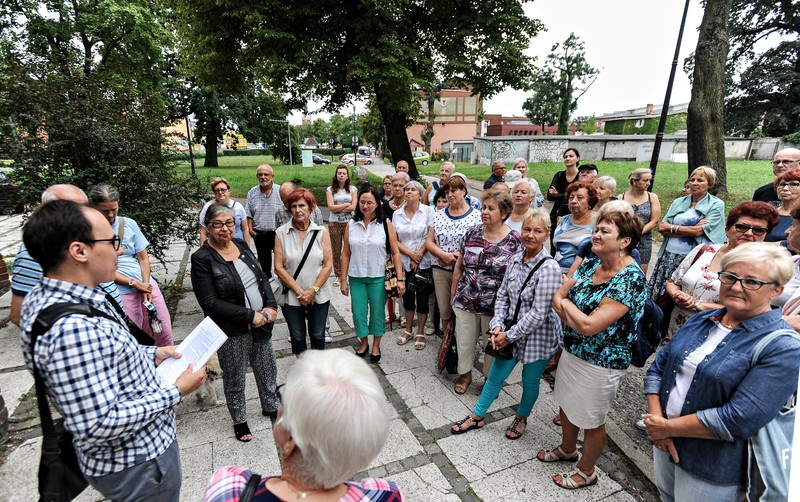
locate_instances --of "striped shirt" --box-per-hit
[246,184,282,231]
[20,278,182,477]
[203,466,404,502]
[490,250,562,364]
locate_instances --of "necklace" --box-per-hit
[280,477,329,499]
[719,315,737,330]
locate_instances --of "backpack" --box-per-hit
[628,298,663,368]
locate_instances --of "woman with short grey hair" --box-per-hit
[512,157,544,208]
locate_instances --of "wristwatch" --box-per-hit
[128,278,135,287]
[312,286,320,295]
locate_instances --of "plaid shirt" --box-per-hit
[490,250,562,364]
[246,184,282,231]
[20,278,182,477]
[204,466,404,501]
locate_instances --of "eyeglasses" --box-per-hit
[208,220,235,228]
[773,159,799,166]
[777,182,800,190]
[733,223,768,236]
[718,271,777,290]
[83,236,121,250]
[213,188,229,193]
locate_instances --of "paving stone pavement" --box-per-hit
[0,173,660,501]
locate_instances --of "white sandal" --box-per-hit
[553,468,597,489]
[396,331,413,345]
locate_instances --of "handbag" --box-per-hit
[407,267,434,294]
[654,244,711,335]
[30,302,126,502]
[436,322,458,374]
[382,220,400,298]
[277,229,319,307]
[483,257,552,361]
[746,329,800,502]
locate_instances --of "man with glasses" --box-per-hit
[483,161,506,189]
[246,164,282,277]
[19,199,205,500]
[198,177,249,246]
[752,148,800,205]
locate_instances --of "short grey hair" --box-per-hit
[691,166,717,188]
[88,184,120,205]
[203,202,234,226]
[276,349,390,488]
[41,184,87,204]
[721,242,794,286]
[594,175,617,193]
[513,157,528,169]
[404,180,424,197]
[522,207,551,233]
[629,168,652,185]
[595,200,635,221]
[392,172,410,184]
[440,161,455,171]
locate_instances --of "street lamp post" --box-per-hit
[268,118,292,165]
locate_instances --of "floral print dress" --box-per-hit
[667,244,723,338]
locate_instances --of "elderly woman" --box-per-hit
[643,242,800,501]
[766,170,800,243]
[663,202,779,343]
[89,184,173,346]
[553,182,597,274]
[450,191,522,394]
[424,161,454,205]
[275,189,333,356]
[618,168,662,273]
[505,180,533,234]
[383,172,410,220]
[512,158,544,208]
[540,210,647,490]
[191,203,279,442]
[341,187,405,363]
[426,176,482,336]
[649,166,726,299]
[326,164,357,288]
[199,177,249,246]
[203,350,403,501]
[393,180,434,350]
[592,176,616,211]
[379,175,394,203]
[450,209,560,439]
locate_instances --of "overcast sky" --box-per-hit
[290,0,704,124]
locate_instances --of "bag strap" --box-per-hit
[97,284,154,346]
[750,329,800,366]
[510,257,553,324]
[30,302,118,442]
[292,230,320,282]
[239,472,262,502]
[117,216,125,243]
[382,219,391,255]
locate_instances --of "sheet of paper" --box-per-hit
[157,316,227,386]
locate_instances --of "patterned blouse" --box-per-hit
[431,206,482,271]
[563,255,647,370]
[452,225,522,316]
[667,244,723,337]
[553,214,594,273]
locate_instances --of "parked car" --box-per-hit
[312,154,331,164]
[413,151,431,166]
[341,153,373,165]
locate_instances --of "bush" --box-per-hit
[432,151,450,162]
[222,149,269,156]
[314,148,349,157]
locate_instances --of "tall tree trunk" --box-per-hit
[556,75,572,135]
[203,107,220,168]
[687,0,732,197]
[422,94,435,153]
[375,84,418,180]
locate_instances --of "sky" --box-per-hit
[290,0,705,124]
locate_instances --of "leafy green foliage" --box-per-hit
[523,68,561,130]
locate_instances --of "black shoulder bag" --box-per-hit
[30,302,119,502]
[485,257,553,360]
[97,284,154,346]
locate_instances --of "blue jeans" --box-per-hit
[473,357,549,418]
[86,439,181,501]
[653,448,744,502]
[282,301,330,354]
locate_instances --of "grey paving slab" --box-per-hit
[0,327,25,371]
[0,370,33,417]
[388,463,460,501]
[178,442,214,502]
[0,437,41,501]
[367,417,423,470]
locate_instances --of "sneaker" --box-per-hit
[425,326,435,335]
[324,329,332,343]
[635,418,646,431]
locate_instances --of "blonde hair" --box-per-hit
[721,242,794,286]
[691,166,717,188]
[522,207,551,233]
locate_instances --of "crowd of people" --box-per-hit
[11,146,800,500]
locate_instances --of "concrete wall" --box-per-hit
[473,135,798,165]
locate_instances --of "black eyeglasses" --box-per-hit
[82,236,121,250]
[718,271,777,290]
[208,220,235,229]
[733,223,768,236]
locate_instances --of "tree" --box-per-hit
[575,115,598,135]
[523,69,561,132]
[360,97,388,149]
[419,82,446,152]
[0,0,202,258]
[169,0,543,180]
[541,34,599,135]
[687,0,733,196]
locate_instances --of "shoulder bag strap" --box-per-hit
[292,230,320,281]
[510,257,553,323]
[239,472,262,502]
[117,216,125,243]
[750,329,800,366]
[97,284,154,346]
[382,219,391,255]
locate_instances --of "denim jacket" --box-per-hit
[643,307,800,485]
[191,239,277,336]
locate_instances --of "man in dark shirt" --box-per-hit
[753,148,800,206]
[483,161,506,189]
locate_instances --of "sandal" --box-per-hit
[451,415,485,435]
[537,445,580,463]
[454,373,472,395]
[234,422,252,442]
[396,331,413,345]
[414,335,426,350]
[505,416,527,440]
[552,413,562,426]
[553,468,598,489]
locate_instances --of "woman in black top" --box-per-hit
[547,148,581,249]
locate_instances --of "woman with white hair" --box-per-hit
[592,176,616,212]
[203,349,404,501]
[424,161,454,205]
[393,180,434,349]
[619,168,662,273]
[505,180,534,234]
[643,242,800,501]
[512,158,544,208]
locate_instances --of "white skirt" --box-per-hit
[553,350,627,429]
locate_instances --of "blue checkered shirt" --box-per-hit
[490,249,563,364]
[20,278,182,477]
[246,184,282,231]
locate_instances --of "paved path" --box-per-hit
[0,169,661,501]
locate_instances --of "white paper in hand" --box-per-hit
[157,317,228,386]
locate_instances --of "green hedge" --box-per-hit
[222,149,269,156]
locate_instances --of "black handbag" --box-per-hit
[407,267,434,294]
[30,302,123,502]
[484,257,552,361]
